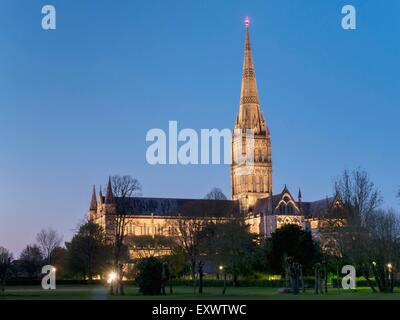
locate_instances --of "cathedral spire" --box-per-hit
[231,18,272,211]
[105,176,115,204]
[98,186,103,205]
[237,17,266,133]
[89,185,97,211]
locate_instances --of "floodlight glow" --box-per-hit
[107,271,117,284]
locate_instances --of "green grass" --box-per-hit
[2,285,400,300]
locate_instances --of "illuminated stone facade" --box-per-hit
[231,22,272,212]
[88,21,342,254]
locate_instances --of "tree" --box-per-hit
[165,247,186,279]
[19,245,43,279]
[200,219,260,288]
[363,209,400,292]
[110,175,141,295]
[168,202,215,292]
[66,221,112,280]
[36,227,63,264]
[127,235,175,259]
[265,224,320,275]
[204,188,227,200]
[136,257,163,295]
[334,168,382,224]
[51,246,67,279]
[0,247,13,295]
[330,168,398,292]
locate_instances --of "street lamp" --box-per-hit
[107,271,118,295]
[107,271,117,284]
[219,265,227,295]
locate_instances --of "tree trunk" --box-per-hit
[232,271,238,287]
[336,264,340,293]
[222,271,227,295]
[119,264,125,296]
[191,260,197,293]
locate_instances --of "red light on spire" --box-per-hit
[245,16,250,27]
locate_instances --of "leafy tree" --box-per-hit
[19,245,43,279]
[52,246,67,279]
[136,257,163,295]
[165,247,186,279]
[66,221,112,280]
[200,219,261,286]
[0,247,13,295]
[265,224,320,275]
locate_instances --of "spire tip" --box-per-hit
[245,16,250,27]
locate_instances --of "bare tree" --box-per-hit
[169,201,216,293]
[168,199,237,293]
[364,209,400,292]
[109,175,141,295]
[36,227,63,264]
[204,187,227,200]
[0,247,13,296]
[127,235,176,259]
[334,168,382,224]
[330,168,400,292]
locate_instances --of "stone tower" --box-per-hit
[231,17,272,212]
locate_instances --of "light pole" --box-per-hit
[107,271,117,295]
[219,265,227,295]
[387,263,393,291]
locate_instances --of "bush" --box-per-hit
[135,257,163,295]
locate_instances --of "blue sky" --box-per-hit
[0,0,399,254]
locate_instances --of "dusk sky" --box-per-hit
[1,0,399,255]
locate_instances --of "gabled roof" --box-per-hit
[301,197,334,218]
[253,185,337,218]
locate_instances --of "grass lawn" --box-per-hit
[2,285,400,300]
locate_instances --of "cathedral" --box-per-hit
[88,19,339,249]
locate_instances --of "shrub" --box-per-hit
[135,257,163,295]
